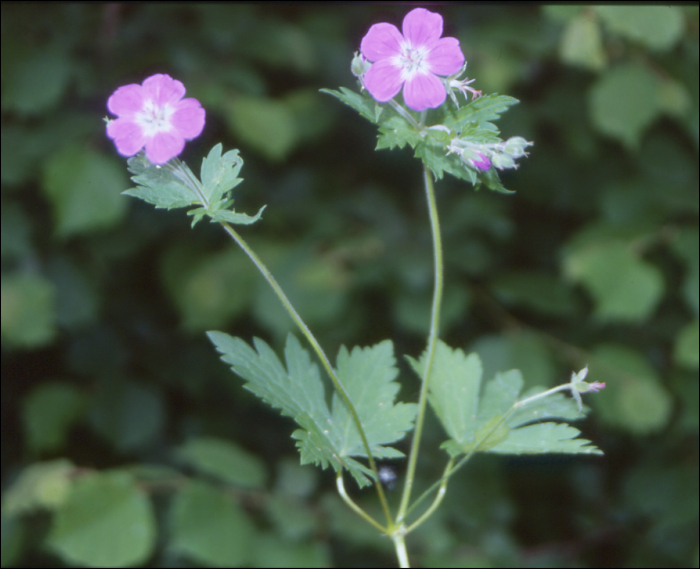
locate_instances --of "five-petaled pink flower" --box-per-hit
[106,74,205,165]
[360,8,465,112]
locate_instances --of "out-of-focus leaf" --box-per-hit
[225,95,297,161]
[674,320,699,370]
[1,272,57,348]
[589,63,661,149]
[89,380,165,452]
[590,344,672,434]
[160,243,256,332]
[491,271,582,317]
[595,6,685,52]
[169,479,254,567]
[2,459,74,514]
[42,145,128,237]
[0,201,32,260]
[23,382,86,454]
[176,437,267,489]
[564,240,664,322]
[47,471,155,568]
[559,11,606,70]
[46,255,99,329]
[253,533,330,568]
[2,46,71,116]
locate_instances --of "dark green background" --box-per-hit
[2,5,698,568]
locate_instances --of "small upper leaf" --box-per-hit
[200,143,244,206]
[442,94,520,134]
[124,154,197,209]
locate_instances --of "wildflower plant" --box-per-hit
[106,8,603,567]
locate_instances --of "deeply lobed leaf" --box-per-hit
[411,340,602,457]
[208,332,417,487]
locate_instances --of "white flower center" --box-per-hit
[393,41,431,81]
[135,99,175,137]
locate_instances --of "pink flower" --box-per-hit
[360,8,465,112]
[106,74,205,165]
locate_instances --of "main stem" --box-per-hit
[396,164,444,524]
[219,222,392,526]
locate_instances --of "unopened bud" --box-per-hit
[503,137,531,158]
[461,148,491,171]
[351,51,371,79]
[491,153,516,170]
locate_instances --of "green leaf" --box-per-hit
[320,87,379,124]
[330,342,417,458]
[1,272,57,348]
[170,480,254,567]
[595,6,685,52]
[411,341,600,457]
[207,332,416,487]
[225,95,296,161]
[590,344,672,434]
[253,533,331,568]
[42,145,128,237]
[47,471,156,568]
[2,459,74,514]
[486,422,602,455]
[559,11,607,70]
[203,205,267,226]
[411,341,483,446]
[22,382,86,454]
[589,63,661,149]
[564,240,664,322]
[200,143,244,205]
[674,320,699,370]
[442,94,519,134]
[176,436,267,489]
[124,153,198,209]
[377,116,422,150]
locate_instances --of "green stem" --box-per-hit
[336,474,387,534]
[404,458,453,534]
[168,157,394,527]
[219,221,392,525]
[397,164,444,524]
[392,532,410,568]
[402,378,582,522]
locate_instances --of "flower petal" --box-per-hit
[107,84,145,117]
[425,37,464,76]
[402,72,446,111]
[363,59,404,102]
[361,22,404,61]
[106,118,145,157]
[142,74,185,107]
[171,98,206,140]
[402,8,443,50]
[145,130,184,165]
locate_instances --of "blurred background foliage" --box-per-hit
[1,4,697,568]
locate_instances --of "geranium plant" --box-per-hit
[105,8,604,567]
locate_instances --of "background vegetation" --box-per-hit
[2,5,697,567]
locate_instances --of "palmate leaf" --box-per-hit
[442,94,519,134]
[409,340,602,457]
[199,143,244,206]
[124,154,197,209]
[320,87,379,124]
[207,332,417,487]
